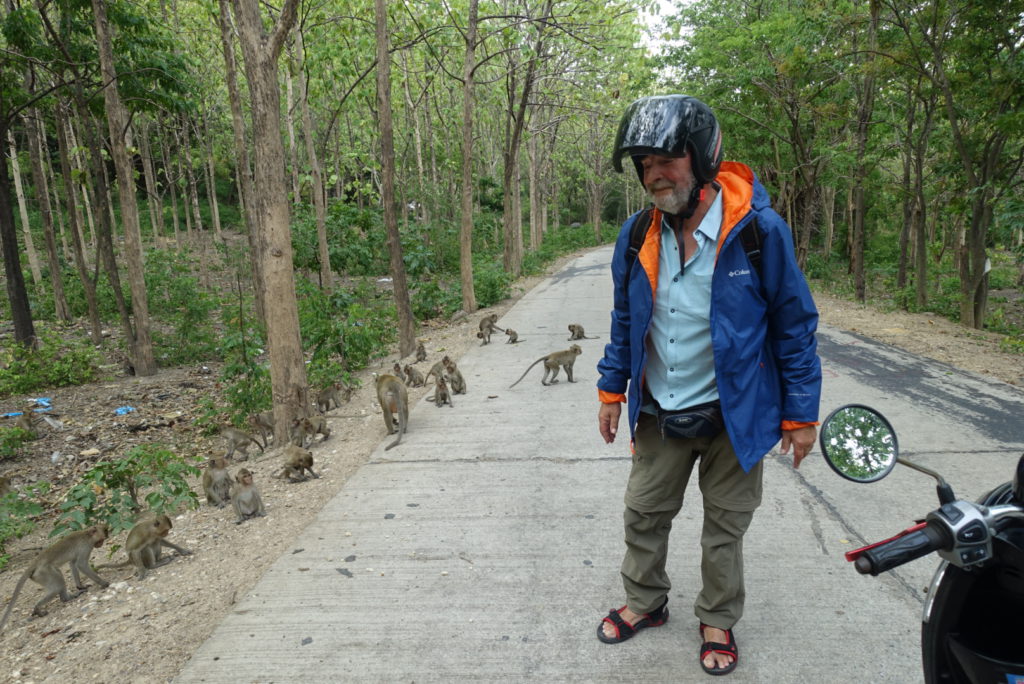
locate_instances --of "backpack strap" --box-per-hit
[739,216,762,276]
[626,208,653,264]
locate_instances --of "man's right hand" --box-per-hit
[598,402,621,444]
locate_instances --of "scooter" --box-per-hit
[818,404,1024,684]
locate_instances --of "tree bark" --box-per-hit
[92,0,156,375]
[458,0,480,313]
[375,0,415,357]
[230,0,307,440]
[0,120,36,347]
[7,130,43,288]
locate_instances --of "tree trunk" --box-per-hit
[284,66,300,204]
[202,113,222,242]
[138,120,163,240]
[458,0,479,313]
[55,103,102,343]
[25,109,71,321]
[217,0,265,323]
[230,0,307,440]
[295,27,332,288]
[92,0,156,375]
[375,0,415,357]
[0,121,37,347]
[7,130,43,288]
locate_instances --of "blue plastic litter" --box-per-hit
[114,406,135,415]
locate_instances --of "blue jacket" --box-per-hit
[596,162,821,472]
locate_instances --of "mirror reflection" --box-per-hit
[819,405,898,483]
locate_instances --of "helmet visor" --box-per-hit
[612,96,694,172]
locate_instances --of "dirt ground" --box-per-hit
[0,249,1021,683]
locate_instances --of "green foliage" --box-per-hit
[0,482,50,570]
[0,334,100,398]
[293,203,389,276]
[472,257,512,308]
[53,445,199,538]
[0,426,37,458]
[411,280,462,320]
[208,306,270,429]
[145,249,221,365]
[297,278,397,377]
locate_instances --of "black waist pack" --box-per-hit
[657,400,724,440]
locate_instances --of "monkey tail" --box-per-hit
[0,571,31,633]
[509,358,544,388]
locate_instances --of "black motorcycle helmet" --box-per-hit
[611,95,723,187]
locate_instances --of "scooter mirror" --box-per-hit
[819,404,898,483]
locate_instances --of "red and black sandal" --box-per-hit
[699,622,738,675]
[596,598,669,644]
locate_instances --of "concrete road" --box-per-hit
[175,246,1024,683]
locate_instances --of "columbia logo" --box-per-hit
[728,269,751,277]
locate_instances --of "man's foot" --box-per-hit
[596,599,669,644]
[699,623,738,675]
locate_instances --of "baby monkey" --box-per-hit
[505,328,521,344]
[202,456,232,507]
[231,468,266,524]
[567,323,599,340]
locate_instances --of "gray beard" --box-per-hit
[649,184,692,215]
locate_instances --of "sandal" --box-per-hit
[596,598,669,644]
[699,622,738,675]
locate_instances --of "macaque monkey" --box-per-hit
[0,524,110,631]
[14,412,39,436]
[278,445,319,482]
[393,362,407,384]
[221,426,264,460]
[403,364,426,388]
[509,345,583,388]
[375,373,409,451]
[231,468,266,523]
[290,415,331,447]
[125,514,191,580]
[247,411,274,447]
[567,324,599,340]
[430,375,454,408]
[443,358,467,394]
[415,341,427,363]
[425,356,449,383]
[505,328,521,344]
[477,314,505,345]
[202,457,232,508]
[316,383,349,414]
[0,476,11,497]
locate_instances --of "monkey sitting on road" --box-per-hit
[509,345,583,388]
[0,524,110,632]
[429,375,454,408]
[278,444,320,482]
[290,415,331,447]
[404,364,426,388]
[505,328,521,343]
[125,514,192,580]
[444,358,467,394]
[202,456,232,508]
[231,468,266,524]
[567,323,599,340]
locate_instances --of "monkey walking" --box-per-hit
[509,345,583,388]
[247,411,274,447]
[290,415,331,447]
[567,324,599,341]
[376,373,409,450]
[221,426,264,460]
[231,468,266,523]
[202,457,232,508]
[0,525,110,632]
[424,356,449,384]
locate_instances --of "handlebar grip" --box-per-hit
[855,524,951,576]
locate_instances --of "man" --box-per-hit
[595,95,821,676]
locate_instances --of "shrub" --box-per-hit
[0,334,100,398]
[145,249,221,365]
[0,482,50,571]
[53,444,199,538]
[473,257,512,308]
[0,426,37,458]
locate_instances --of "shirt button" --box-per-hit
[670,367,674,372]
[670,308,675,313]
[669,393,674,398]
[673,277,678,282]
[669,338,675,343]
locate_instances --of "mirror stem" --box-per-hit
[896,457,956,502]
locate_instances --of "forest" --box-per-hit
[0,0,1022,534]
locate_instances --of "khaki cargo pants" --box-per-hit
[620,412,763,630]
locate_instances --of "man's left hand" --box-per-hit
[780,425,817,469]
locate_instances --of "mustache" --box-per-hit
[648,183,674,192]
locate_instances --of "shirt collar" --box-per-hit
[660,190,723,241]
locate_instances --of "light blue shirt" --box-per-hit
[644,192,723,412]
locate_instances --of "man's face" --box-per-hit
[639,153,694,215]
